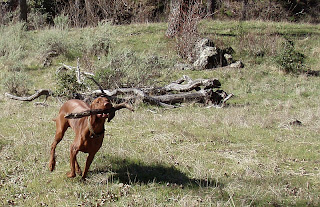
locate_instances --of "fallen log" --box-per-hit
[152,90,207,104]
[90,75,220,96]
[5,75,232,108]
[90,88,177,108]
[163,76,221,92]
[88,75,223,108]
[151,89,233,106]
[5,89,52,101]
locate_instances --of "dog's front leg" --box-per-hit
[67,144,79,178]
[81,152,96,180]
[75,158,82,175]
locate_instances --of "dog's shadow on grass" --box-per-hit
[92,156,223,189]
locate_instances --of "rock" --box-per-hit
[224,53,233,65]
[229,60,244,68]
[289,119,302,126]
[186,38,244,70]
[193,47,218,69]
[193,38,237,70]
[194,38,215,57]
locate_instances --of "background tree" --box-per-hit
[19,0,27,22]
[241,0,248,20]
[206,0,216,18]
[166,0,203,61]
[166,0,181,38]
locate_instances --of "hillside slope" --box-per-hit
[0,21,320,206]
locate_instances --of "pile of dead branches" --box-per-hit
[5,63,233,108]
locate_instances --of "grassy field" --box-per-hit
[0,20,320,206]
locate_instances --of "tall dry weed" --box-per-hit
[237,32,282,60]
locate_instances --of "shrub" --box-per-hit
[275,39,305,74]
[81,21,113,57]
[55,70,87,98]
[95,49,171,89]
[3,72,32,96]
[237,31,281,64]
[28,11,48,30]
[53,14,69,30]
[0,23,27,70]
[36,28,80,63]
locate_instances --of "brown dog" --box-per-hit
[49,96,112,179]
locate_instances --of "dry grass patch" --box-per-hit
[1,20,320,206]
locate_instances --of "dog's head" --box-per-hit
[90,96,112,118]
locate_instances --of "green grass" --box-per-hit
[1,20,320,206]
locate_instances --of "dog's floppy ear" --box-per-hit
[107,111,115,122]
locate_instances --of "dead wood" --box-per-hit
[151,90,208,104]
[56,63,94,77]
[91,75,220,95]
[5,75,232,109]
[5,89,52,101]
[64,102,134,121]
[90,88,177,108]
[304,69,320,77]
[151,89,233,107]
[163,76,221,92]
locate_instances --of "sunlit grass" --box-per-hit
[0,20,320,206]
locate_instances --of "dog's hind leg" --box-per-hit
[67,143,79,178]
[75,157,82,175]
[49,117,69,171]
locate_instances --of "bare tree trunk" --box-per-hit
[74,0,82,26]
[241,0,249,20]
[166,0,182,38]
[85,0,97,25]
[19,0,27,22]
[207,0,216,18]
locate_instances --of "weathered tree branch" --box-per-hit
[64,102,134,121]
[56,64,94,77]
[151,90,208,104]
[5,75,232,109]
[76,58,82,84]
[87,75,228,108]
[5,89,52,101]
[90,88,177,108]
[90,75,219,99]
[163,77,221,92]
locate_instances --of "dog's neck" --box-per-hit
[87,115,105,138]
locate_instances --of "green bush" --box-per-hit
[55,70,87,98]
[81,21,113,57]
[36,28,80,63]
[28,11,48,30]
[35,21,113,64]
[3,72,32,96]
[95,49,172,89]
[275,39,305,74]
[0,23,27,70]
[53,14,69,30]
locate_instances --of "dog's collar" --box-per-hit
[88,116,105,138]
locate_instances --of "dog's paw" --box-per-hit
[66,171,76,178]
[76,169,82,175]
[48,161,55,171]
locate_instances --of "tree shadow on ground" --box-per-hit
[92,156,224,189]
